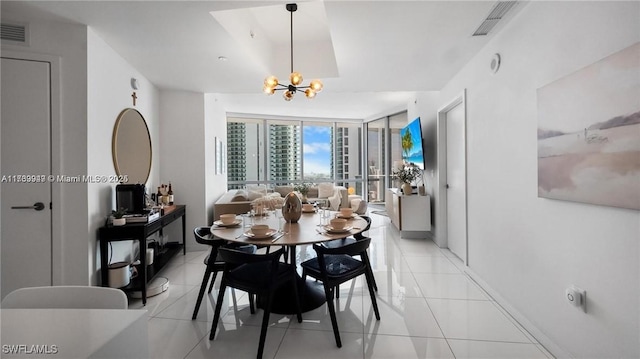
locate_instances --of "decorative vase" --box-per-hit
[112,218,126,226]
[418,184,426,196]
[282,192,302,223]
[401,182,413,196]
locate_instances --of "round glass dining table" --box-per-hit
[210,210,368,313]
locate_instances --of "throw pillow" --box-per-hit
[318,183,334,198]
[231,190,248,202]
[328,190,341,211]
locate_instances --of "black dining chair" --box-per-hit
[322,215,377,296]
[300,237,380,348]
[192,226,257,320]
[209,246,302,359]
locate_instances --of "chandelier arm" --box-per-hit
[290,6,294,74]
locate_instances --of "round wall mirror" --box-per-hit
[112,108,152,184]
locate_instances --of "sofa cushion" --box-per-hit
[247,190,264,201]
[274,186,294,197]
[318,183,334,198]
[306,187,319,198]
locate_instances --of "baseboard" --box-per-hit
[464,268,570,359]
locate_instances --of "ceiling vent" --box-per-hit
[472,1,518,36]
[1,22,29,45]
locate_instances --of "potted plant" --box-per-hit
[111,207,127,226]
[392,165,422,195]
[293,182,312,202]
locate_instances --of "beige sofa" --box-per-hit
[212,190,254,221]
[213,184,349,221]
[271,185,348,209]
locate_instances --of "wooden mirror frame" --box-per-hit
[112,108,152,184]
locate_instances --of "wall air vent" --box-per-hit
[1,22,29,45]
[472,1,518,36]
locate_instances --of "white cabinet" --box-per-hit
[385,188,431,238]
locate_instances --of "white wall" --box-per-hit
[159,91,208,251]
[437,2,639,357]
[1,12,90,285]
[158,92,230,252]
[407,92,440,237]
[204,94,230,226]
[87,28,161,284]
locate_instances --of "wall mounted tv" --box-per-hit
[400,117,425,170]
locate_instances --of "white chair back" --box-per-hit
[1,286,128,309]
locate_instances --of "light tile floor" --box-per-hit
[130,212,554,359]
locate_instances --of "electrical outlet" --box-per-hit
[566,285,587,313]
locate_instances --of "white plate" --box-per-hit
[213,220,241,227]
[244,229,278,239]
[324,225,353,234]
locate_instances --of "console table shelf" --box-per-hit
[99,205,186,305]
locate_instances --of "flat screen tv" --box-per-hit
[400,117,425,169]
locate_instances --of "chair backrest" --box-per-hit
[218,246,284,266]
[314,237,371,257]
[194,226,226,247]
[1,286,128,309]
[218,247,286,291]
[354,216,372,240]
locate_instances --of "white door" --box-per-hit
[445,102,467,263]
[1,57,53,299]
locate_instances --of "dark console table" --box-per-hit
[99,205,186,305]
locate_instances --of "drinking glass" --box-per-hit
[242,212,253,228]
[274,204,285,233]
[317,202,328,226]
[270,198,278,218]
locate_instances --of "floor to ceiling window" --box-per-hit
[389,112,406,185]
[366,118,386,203]
[226,118,264,189]
[302,122,332,182]
[227,118,364,195]
[365,111,407,203]
[267,121,302,185]
[337,122,363,196]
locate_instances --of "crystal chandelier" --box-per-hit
[262,3,323,101]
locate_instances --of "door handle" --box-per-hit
[446,184,450,189]
[11,202,45,211]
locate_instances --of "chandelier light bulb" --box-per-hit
[263,85,275,95]
[290,72,303,86]
[264,76,279,88]
[309,79,323,92]
[283,90,294,101]
[304,89,316,99]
